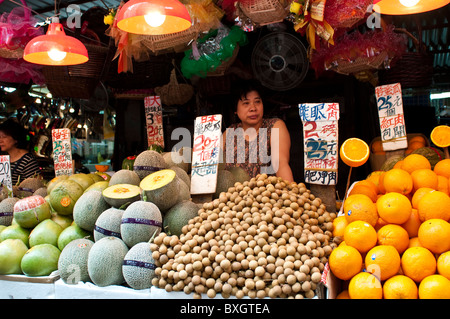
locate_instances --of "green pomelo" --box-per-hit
[58,238,94,284]
[95,172,111,182]
[49,179,84,215]
[121,201,162,247]
[89,173,105,183]
[68,173,95,191]
[0,197,20,226]
[0,224,30,247]
[46,175,69,194]
[33,187,48,197]
[170,165,191,188]
[140,169,179,212]
[122,242,156,290]
[94,207,124,242]
[73,190,110,232]
[228,166,251,183]
[0,239,28,275]
[21,244,60,277]
[16,177,44,198]
[51,212,73,229]
[87,236,129,287]
[0,225,6,235]
[84,181,109,193]
[57,224,92,251]
[214,169,237,199]
[102,184,141,208]
[163,200,199,237]
[133,150,167,180]
[109,169,141,186]
[29,219,63,248]
[13,195,51,228]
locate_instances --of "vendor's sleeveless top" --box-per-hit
[224,118,279,178]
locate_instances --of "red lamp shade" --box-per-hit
[116,0,192,35]
[373,0,450,15]
[23,20,89,66]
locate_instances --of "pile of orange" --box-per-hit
[331,153,450,299]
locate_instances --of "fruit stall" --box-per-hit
[0,0,450,304]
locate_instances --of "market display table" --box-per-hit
[0,272,59,299]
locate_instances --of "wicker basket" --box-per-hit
[237,0,288,26]
[334,51,389,75]
[0,47,24,59]
[155,69,194,105]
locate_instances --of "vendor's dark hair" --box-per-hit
[231,78,266,111]
[0,119,29,150]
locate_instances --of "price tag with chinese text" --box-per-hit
[52,128,73,176]
[144,96,164,148]
[0,155,12,196]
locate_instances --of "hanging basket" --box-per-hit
[334,51,389,75]
[237,0,288,26]
[155,69,194,106]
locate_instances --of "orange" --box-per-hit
[410,168,438,191]
[332,216,348,238]
[402,154,431,174]
[393,160,404,169]
[382,168,413,195]
[366,171,383,190]
[417,190,450,221]
[430,125,450,148]
[418,275,450,299]
[377,171,387,194]
[348,185,378,202]
[383,275,418,299]
[377,224,410,254]
[418,218,450,254]
[340,138,370,167]
[401,246,437,282]
[401,208,421,238]
[365,245,401,281]
[371,140,384,153]
[408,237,422,248]
[348,272,383,299]
[374,217,388,231]
[411,187,434,210]
[376,192,412,224]
[329,245,363,280]
[437,175,449,195]
[335,290,350,299]
[354,179,379,194]
[408,140,426,152]
[434,159,450,179]
[343,221,377,253]
[343,194,378,227]
[437,251,450,280]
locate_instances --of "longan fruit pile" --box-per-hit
[150,174,338,299]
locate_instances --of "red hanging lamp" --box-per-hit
[116,0,192,35]
[373,0,450,15]
[23,17,88,66]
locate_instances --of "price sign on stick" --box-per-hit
[375,83,407,151]
[52,128,73,176]
[0,155,12,197]
[191,114,222,195]
[144,96,164,149]
[299,103,340,185]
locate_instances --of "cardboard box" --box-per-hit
[0,271,59,299]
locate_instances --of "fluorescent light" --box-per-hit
[430,92,450,100]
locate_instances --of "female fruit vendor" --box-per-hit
[222,79,294,183]
[0,119,41,184]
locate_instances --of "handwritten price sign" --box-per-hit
[299,103,339,185]
[375,83,407,151]
[0,155,12,196]
[52,128,73,176]
[191,114,222,195]
[144,96,164,149]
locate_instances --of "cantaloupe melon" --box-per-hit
[57,223,92,251]
[0,239,28,275]
[109,169,140,186]
[122,242,156,290]
[163,200,199,236]
[163,150,189,172]
[133,150,167,180]
[380,155,404,171]
[58,238,94,284]
[49,179,84,215]
[87,236,129,287]
[33,187,47,197]
[121,201,162,247]
[21,243,60,276]
[0,197,19,226]
[15,177,44,198]
[170,166,190,188]
[213,169,237,199]
[140,169,179,212]
[176,177,191,202]
[102,184,141,208]
[73,190,111,232]
[94,207,124,241]
[13,195,51,228]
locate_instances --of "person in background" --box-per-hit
[222,79,294,182]
[0,119,41,185]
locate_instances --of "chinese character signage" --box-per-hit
[52,128,73,176]
[144,96,164,149]
[299,103,339,185]
[375,83,407,151]
[0,155,12,196]
[191,114,222,195]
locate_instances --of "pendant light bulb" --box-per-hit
[144,11,166,27]
[47,48,67,62]
[399,0,420,7]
